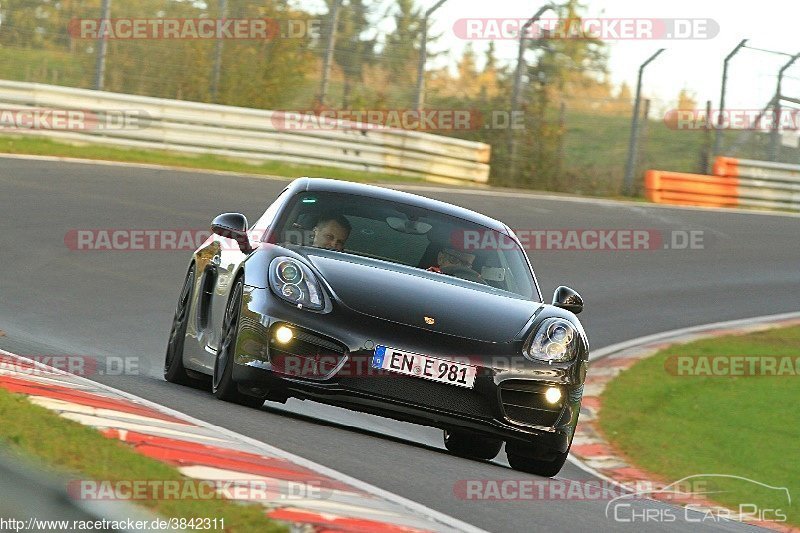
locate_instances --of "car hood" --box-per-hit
[303,252,541,343]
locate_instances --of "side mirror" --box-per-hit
[211,213,251,254]
[552,286,583,315]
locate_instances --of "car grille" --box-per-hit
[337,374,494,419]
[269,326,347,379]
[500,380,563,427]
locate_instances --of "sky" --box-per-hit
[420,0,800,112]
[302,0,800,113]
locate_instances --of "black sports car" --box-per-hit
[165,178,588,476]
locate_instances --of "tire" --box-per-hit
[443,429,502,460]
[164,265,202,386]
[212,277,264,408]
[506,444,569,477]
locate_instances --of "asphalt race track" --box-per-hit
[2,156,798,532]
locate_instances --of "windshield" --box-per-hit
[271,191,538,300]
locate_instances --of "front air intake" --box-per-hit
[499,380,564,427]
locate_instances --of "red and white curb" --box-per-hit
[0,348,485,533]
[567,311,800,533]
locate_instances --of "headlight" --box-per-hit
[269,257,324,310]
[524,318,578,363]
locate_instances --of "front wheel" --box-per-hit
[443,429,502,460]
[212,278,264,409]
[506,441,569,477]
[164,265,202,386]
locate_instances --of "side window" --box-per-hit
[251,188,289,241]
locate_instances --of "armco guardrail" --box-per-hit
[645,157,800,211]
[0,80,490,183]
[714,156,800,182]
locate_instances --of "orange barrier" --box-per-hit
[713,156,739,177]
[645,170,739,208]
[647,158,800,210]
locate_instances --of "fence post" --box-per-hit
[557,100,566,185]
[509,4,554,183]
[414,0,448,111]
[210,0,228,102]
[769,52,800,161]
[701,99,713,174]
[713,39,747,158]
[633,98,651,196]
[93,0,112,91]
[622,49,664,196]
[318,0,342,106]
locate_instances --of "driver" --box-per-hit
[311,214,351,252]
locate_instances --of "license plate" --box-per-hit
[371,345,476,389]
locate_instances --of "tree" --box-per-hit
[677,88,697,111]
[324,0,375,108]
[617,82,632,102]
[452,42,478,98]
[529,0,609,103]
[380,0,423,89]
[478,41,505,100]
[512,0,610,189]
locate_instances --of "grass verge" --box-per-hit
[0,386,286,532]
[599,325,800,526]
[0,134,425,184]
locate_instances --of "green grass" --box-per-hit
[562,108,780,196]
[0,134,425,184]
[564,110,712,195]
[0,387,286,532]
[0,46,93,88]
[599,325,800,526]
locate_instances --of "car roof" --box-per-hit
[293,177,509,235]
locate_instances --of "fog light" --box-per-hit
[544,387,562,404]
[275,325,293,344]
